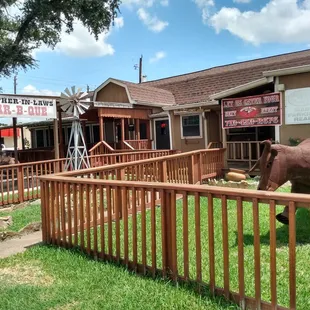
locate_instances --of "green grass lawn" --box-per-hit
[0,204,41,232]
[0,246,239,310]
[77,184,310,309]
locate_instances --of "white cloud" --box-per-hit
[8,1,121,58]
[193,0,215,22]
[160,0,169,6]
[233,0,251,3]
[22,85,60,96]
[209,0,310,45]
[137,8,169,32]
[114,17,124,29]
[54,21,115,57]
[150,51,166,63]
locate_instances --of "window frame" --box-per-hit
[180,114,202,139]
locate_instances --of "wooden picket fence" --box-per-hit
[39,147,309,310]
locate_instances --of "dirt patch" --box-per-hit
[0,261,53,286]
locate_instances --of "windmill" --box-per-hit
[59,86,90,171]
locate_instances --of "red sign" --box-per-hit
[221,92,282,129]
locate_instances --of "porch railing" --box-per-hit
[0,150,177,207]
[40,154,307,310]
[62,148,225,185]
[125,139,151,150]
[227,141,266,170]
[89,140,115,156]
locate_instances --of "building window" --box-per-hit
[181,115,201,138]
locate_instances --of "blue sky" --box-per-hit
[1,0,310,97]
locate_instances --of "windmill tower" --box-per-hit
[59,86,90,171]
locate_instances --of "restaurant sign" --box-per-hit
[0,95,57,118]
[222,92,282,129]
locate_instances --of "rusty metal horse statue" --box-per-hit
[249,139,310,225]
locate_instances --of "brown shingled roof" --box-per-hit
[143,49,310,105]
[113,79,175,105]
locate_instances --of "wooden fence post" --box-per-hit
[160,160,168,182]
[17,166,24,203]
[190,154,200,184]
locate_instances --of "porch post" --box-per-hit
[21,126,25,150]
[58,109,64,158]
[168,111,175,150]
[53,118,60,159]
[13,118,18,161]
[121,118,125,142]
[136,119,140,140]
[99,116,104,141]
[222,127,228,168]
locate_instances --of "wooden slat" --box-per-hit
[86,184,91,255]
[141,188,147,273]
[73,184,78,246]
[132,187,138,271]
[208,193,215,294]
[79,184,85,249]
[106,186,113,258]
[66,182,72,247]
[161,190,167,278]
[221,195,230,299]
[237,197,245,309]
[253,198,261,309]
[115,187,121,261]
[170,190,177,281]
[122,187,129,266]
[60,182,66,247]
[92,184,98,257]
[182,191,189,280]
[151,189,156,278]
[99,186,105,258]
[289,201,296,310]
[195,193,202,287]
[269,200,277,309]
[56,183,61,246]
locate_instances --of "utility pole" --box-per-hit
[13,75,18,161]
[139,55,143,84]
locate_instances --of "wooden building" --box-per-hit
[3,49,310,169]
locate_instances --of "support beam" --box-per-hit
[136,119,140,140]
[121,118,125,142]
[58,109,64,158]
[13,118,18,161]
[53,118,60,159]
[21,126,25,150]
[99,117,104,141]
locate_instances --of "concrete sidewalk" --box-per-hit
[0,231,42,259]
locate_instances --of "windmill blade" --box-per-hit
[79,102,89,110]
[67,105,75,115]
[60,92,70,100]
[64,87,72,97]
[76,105,85,115]
[71,86,76,96]
[60,102,72,112]
[79,92,89,100]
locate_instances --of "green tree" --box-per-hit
[0,0,120,77]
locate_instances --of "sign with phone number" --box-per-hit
[221,92,282,129]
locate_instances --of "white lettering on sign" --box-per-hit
[225,110,237,117]
[261,106,278,114]
[0,95,56,119]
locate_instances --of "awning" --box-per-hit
[0,128,20,137]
